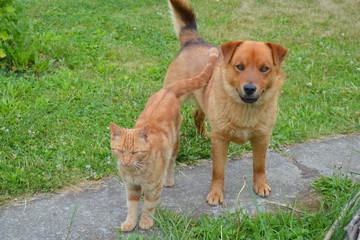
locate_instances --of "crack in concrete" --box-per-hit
[282,153,321,179]
[292,158,321,179]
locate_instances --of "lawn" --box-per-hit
[0,0,359,206]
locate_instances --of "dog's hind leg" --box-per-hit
[192,108,207,136]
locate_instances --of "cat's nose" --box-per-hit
[123,159,131,165]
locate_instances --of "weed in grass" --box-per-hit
[0,0,55,73]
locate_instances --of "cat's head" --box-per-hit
[110,122,150,167]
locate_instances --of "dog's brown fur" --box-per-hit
[165,0,288,205]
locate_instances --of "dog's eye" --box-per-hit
[260,66,269,72]
[235,65,245,71]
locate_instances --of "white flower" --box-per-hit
[341,33,345,36]
[306,82,313,86]
[28,130,35,136]
[326,46,329,49]
[356,68,360,71]
[297,57,302,61]
[319,42,324,46]
[86,165,91,169]
[350,61,354,64]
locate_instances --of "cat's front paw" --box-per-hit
[139,216,154,230]
[121,221,136,232]
[164,178,174,187]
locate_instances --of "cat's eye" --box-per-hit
[130,151,147,156]
[112,148,125,154]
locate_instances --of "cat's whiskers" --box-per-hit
[134,161,145,172]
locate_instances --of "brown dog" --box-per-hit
[165,0,288,205]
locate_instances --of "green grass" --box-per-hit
[0,0,359,202]
[120,175,360,240]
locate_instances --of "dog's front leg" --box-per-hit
[250,134,271,197]
[207,135,230,205]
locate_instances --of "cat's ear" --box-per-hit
[139,124,150,141]
[110,122,124,139]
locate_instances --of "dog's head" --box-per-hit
[221,40,287,104]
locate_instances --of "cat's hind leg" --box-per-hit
[164,135,178,187]
[121,184,142,232]
[139,185,162,229]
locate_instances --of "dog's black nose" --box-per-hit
[243,84,257,95]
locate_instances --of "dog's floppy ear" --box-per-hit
[221,40,244,63]
[266,42,288,66]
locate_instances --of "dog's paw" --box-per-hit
[254,183,271,197]
[207,190,224,206]
[121,220,136,232]
[139,216,154,230]
[197,127,209,137]
[254,173,271,197]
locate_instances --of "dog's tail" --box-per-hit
[168,0,202,47]
[165,48,218,97]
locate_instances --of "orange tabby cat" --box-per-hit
[110,48,219,231]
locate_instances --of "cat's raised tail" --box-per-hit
[165,47,219,98]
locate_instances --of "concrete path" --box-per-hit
[1,134,359,240]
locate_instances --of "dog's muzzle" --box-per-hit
[241,96,258,103]
[240,84,260,103]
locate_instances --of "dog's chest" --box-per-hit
[222,123,251,144]
[208,107,261,143]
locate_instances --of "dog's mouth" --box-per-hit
[240,97,258,103]
[238,89,265,104]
